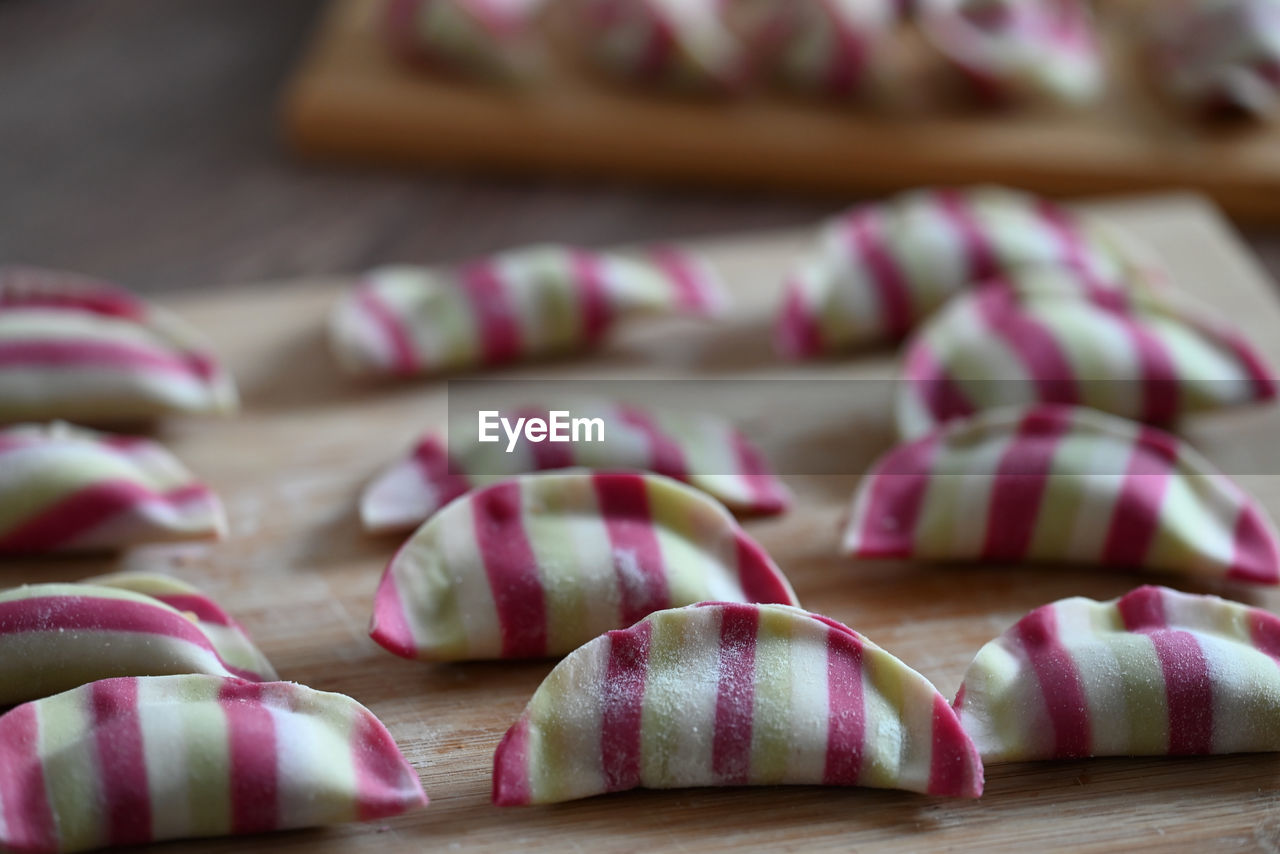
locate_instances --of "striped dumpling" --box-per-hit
[493,602,984,804]
[0,266,237,422]
[1146,0,1280,119]
[360,400,790,533]
[86,573,277,684]
[578,0,746,92]
[0,674,427,854]
[956,586,1280,761]
[330,244,726,377]
[384,0,548,81]
[0,423,225,554]
[0,579,275,706]
[897,273,1276,438]
[738,0,902,97]
[918,0,1104,105]
[844,405,1280,584]
[774,187,1157,358]
[370,470,798,661]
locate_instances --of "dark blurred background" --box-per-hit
[1,0,1277,293]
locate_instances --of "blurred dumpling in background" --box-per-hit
[918,0,1105,106]
[1145,0,1280,120]
[384,0,550,81]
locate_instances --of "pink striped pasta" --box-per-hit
[0,266,237,422]
[492,601,984,804]
[578,0,747,92]
[738,0,902,97]
[330,244,727,377]
[956,586,1280,761]
[0,674,427,854]
[897,272,1277,438]
[0,423,226,554]
[844,405,1280,584]
[775,187,1159,358]
[360,400,789,533]
[370,470,798,661]
[384,0,548,81]
[85,573,276,684]
[918,0,1104,105]
[1146,0,1280,119]
[0,578,275,706]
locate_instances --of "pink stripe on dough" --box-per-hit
[774,280,824,358]
[0,481,215,554]
[1229,502,1280,584]
[351,709,427,820]
[370,558,421,660]
[1249,608,1280,662]
[219,680,279,834]
[600,620,653,793]
[1102,303,1180,424]
[1100,426,1172,568]
[903,342,976,428]
[570,249,613,345]
[732,534,798,606]
[0,702,57,852]
[0,339,214,380]
[355,284,420,376]
[973,285,1080,408]
[711,604,759,785]
[1016,605,1091,758]
[636,13,676,82]
[0,281,146,320]
[594,473,671,625]
[848,433,941,558]
[1031,199,1121,300]
[847,212,914,340]
[410,436,473,516]
[650,247,719,316]
[936,189,1001,283]
[823,623,865,785]
[927,693,983,797]
[91,678,152,846]
[614,405,687,479]
[492,716,534,806]
[472,481,548,658]
[981,406,1072,560]
[1117,588,1214,754]
[143,592,233,627]
[730,431,790,514]
[1212,326,1278,402]
[459,260,522,365]
[822,5,869,95]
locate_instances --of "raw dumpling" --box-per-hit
[370,470,798,661]
[493,601,983,804]
[1146,0,1280,120]
[919,0,1104,105]
[844,405,1280,584]
[897,273,1276,438]
[384,0,548,81]
[0,578,275,706]
[330,244,726,377]
[775,187,1158,358]
[956,586,1280,761]
[0,674,426,853]
[737,0,902,97]
[578,0,746,92]
[0,423,225,554]
[360,400,789,533]
[0,266,237,422]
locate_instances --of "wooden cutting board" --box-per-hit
[11,193,1280,852]
[282,0,1280,222]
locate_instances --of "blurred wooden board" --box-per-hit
[282,0,1280,222]
[11,193,1280,852]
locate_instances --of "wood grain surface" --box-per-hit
[8,193,1280,852]
[284,0,1280,221]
